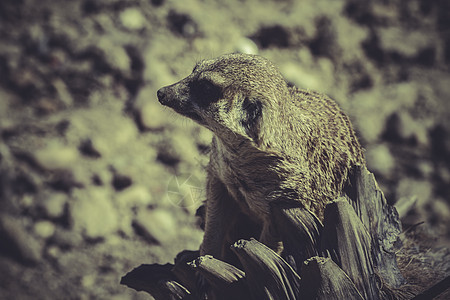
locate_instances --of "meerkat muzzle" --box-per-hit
[156,86,171,106]
[157,83,203,122]
[157,84,186,111]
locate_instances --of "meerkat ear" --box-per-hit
[241,97,262,141]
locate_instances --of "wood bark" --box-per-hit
[300,256,364,300]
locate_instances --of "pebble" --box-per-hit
[78,138,101,158]
[70,188,119,239]
[133,209,178,244]
[34,220,56,238]
[120,8,146,30]
[34,141,79,171]
[46,245,61,259]
[234,37,259,55]
[112,173,133,191]
[281,63,321,91]
[40,192,68,219]
[365,143,395,178]
[116,185,153,207]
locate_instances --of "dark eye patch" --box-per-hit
[241,97,262,140]
[189,79,222,107]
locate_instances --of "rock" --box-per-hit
[112,173,133,191]
[120,8,146,30]
[116,185,153,207]
[78,138,101,158]
[34,220,56,239]
[365,143,395,178]
[40,193,68,219]
[281,63,322,91]
[235,37,259,55]
[34,141,79,171]
[70,188,119,239]
[132,209,178,244]
[0,214,43,265]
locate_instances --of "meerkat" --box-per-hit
[157,53,365,260]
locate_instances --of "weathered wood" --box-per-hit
[410,275,450,300]
[172,250,201,294]
[300,256,364,300]
[188,255,249,300]
[121,166,408,300]
[231,238,301,300]
[120,263,194,300]
[346,166,405,288]
[271,199,322,272]
[321,199,380,300]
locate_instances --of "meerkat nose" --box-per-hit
[157,87,168,104]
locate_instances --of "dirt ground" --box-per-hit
[0,0,449,299]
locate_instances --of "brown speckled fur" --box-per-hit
[157,53,365,260]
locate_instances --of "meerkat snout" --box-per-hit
[156,87,169,105]
[157,78,206,123]
[156,82,187,109]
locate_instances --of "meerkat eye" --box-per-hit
[241,97,262,140]
[190,79,222,107]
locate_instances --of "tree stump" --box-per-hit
[121,166,435,299]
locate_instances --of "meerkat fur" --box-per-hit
[157,53,365,260]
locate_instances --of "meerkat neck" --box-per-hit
[215,132,254,157]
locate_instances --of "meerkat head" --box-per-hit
[157,53,289,145]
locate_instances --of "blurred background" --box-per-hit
[0,0,449,299]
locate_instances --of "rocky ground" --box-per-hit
[0,0,449,299]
